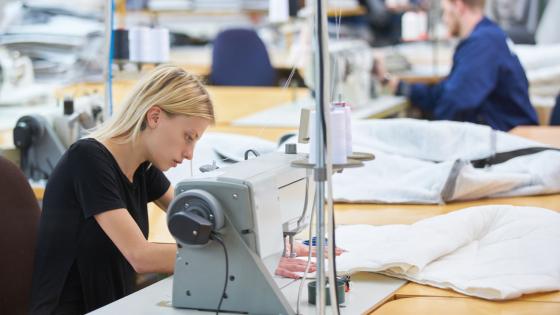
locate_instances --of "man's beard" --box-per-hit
[449,21,461,37]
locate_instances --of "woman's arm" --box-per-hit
[154,186,174,211]
[95,209,176,273]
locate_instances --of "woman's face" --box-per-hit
[143,107,211,171]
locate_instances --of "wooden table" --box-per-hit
[371,296,560,315]
[510,125,560,148]
[345,192,560,314]
[56,82,309,126]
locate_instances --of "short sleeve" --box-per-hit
[145,164,170,202]
[70,143,126,218]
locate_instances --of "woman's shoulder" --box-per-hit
[66,138,112,164]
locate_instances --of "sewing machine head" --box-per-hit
[166,151,314,313]
[168,151,314,258]
[12,94,104,181]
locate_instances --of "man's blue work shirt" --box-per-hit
[405,17,538,131]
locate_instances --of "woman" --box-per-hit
[30,65,315,314]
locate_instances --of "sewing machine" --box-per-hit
[163,150,408,314]
[329,40,374,107]
[167,151,314,314]
[85,150,406,314]
[12,94,103,181]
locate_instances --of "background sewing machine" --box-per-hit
[12,94,103,181]
[329,40,373,107]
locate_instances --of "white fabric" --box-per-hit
[334,205,560,300]
[288,119,560,203]
[167,120,560,204]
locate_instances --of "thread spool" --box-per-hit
[308,110,317,163]
[129,26,147,64]
[113,29,130,61]
[333,102,352,156]
[129,27,170,65]
[148,27,170,63]
[113,28,129,70]
[330,109,347,164]
[308,109,348,165]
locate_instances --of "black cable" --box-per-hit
[20,148,28,174]
[330,190,340,308]
[317,0,328,149]
[212,234,228,315]
[243,149,260,160]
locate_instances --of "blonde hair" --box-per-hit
[89,64,215,143]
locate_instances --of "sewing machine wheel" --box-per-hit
[167,189,225,245]
[13,115,45,149]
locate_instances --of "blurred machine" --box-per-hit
[166,151,314,314]
[329,40,374,107]
[12,94,103,181]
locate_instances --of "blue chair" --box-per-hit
[550,94,560,125]
[210,28,277,86]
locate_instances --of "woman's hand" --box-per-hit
[275,241,346,279]
[275,257,316,279]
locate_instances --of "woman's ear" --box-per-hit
[145,105,162,129]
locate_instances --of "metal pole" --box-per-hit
[103,0,113,121]
[431,0,440,77]
[312,0,330,313]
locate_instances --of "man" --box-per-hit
[376,0,538,131]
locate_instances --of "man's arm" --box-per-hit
[373,54,442,113]
[417,38,500,120]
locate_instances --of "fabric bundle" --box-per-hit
[334,205,560,300]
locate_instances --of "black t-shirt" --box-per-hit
[30,138,170,314]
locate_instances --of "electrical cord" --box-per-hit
[296,194,317,314]
[295,175,310,230]
[326,164,340,311]
[211,233,229,315]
